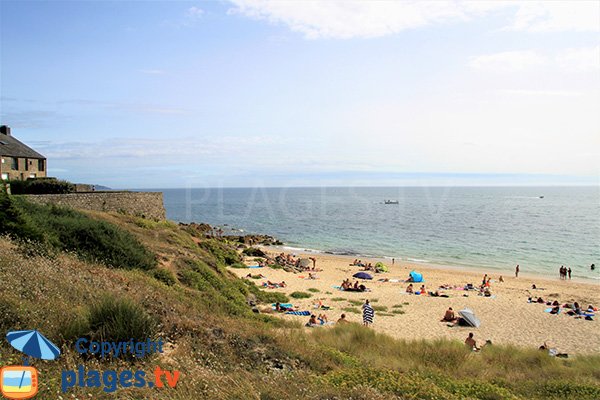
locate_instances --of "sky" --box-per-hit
[1,0,599,188]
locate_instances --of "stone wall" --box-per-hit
[18,191,166,220]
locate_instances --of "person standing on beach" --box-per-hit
[568,267,572,279]
[515,265,519,278]
[362,300,374,327]
[392,258,395,265]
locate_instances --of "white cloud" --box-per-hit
[500,89,582,97]
[556,46,600,72]
[227,0,599,39]
[187,6,204,19]
[507,1,600,32]
[469,47,600,73]
[468,50,547,72]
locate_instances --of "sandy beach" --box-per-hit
[230,249,600,355]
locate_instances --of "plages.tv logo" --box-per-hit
[1,330,60,400]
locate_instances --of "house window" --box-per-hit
[11,157,18,170]
[25,158,29,171]
[38,159,45,171]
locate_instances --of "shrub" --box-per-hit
[9,178,75,194]
[230,263,248,269]
[290,291,312,299]
[307,288,320,293]
[152,268,176,286]
[9,198,156,270]
[242,247,266,257]
[87,296,156,343]
[198,239,241,267]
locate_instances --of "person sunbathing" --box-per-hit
[406,284,414,294]
[442,307,458,322]
[306,314,318,327]
[337,313,349,323]
[419,285,426,294]
[308,272,317,279]
[465,332,478,351]
[317,314,328,324]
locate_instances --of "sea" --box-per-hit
[156,186,600,281]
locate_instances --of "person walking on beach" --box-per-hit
[515,265,519,278]
[362,300,374,327]
[568,267,572,279]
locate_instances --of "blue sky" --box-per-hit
[1,1,598,188]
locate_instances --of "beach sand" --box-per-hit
[230,250,600,355]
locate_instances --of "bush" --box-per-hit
[8,198,157,270]
[230,263,248,269]
[242,247,266,257]
[152,268,176,286]
[198,239,241,267]
[86,296,156,343]
[290,291,312,299]
[9,178,75,194]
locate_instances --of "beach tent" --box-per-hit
[375,262,388,272]
[353,272,373,280]
[458,308,481,328]
[409,271,423,283]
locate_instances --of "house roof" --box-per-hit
[0,133,45,159]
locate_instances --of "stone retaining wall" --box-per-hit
[19,191,166,220]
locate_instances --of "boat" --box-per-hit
[384,200,399,204]
[539,196,544,199]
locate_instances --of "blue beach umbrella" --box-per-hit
[6,330,61,360]
[353,272,373,280]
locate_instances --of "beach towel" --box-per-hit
[285,311,311,316]
[545,308,561,314]
[248,265,263,269]
[272,303,293,308]
[363,304,374,324]
[332,285,343,290]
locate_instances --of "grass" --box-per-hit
[392,304,404,308]
[1,204,599,399]
[372,305,388,312]
[290,291,312,299]
[391,309,405,315]
[2,193,156,271]
[348,300,363,306]
[331,297,346,302]
[307,288,320,293]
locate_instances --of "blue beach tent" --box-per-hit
[410,271,424,283]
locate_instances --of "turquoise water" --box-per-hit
[159,187,600,280]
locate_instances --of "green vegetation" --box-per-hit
[307,287,320,293]
[8,178,75,194]
[373,305,388,312]
[242,246,266,257]
[152,268,177,286]
[1,193,156,270]
[63,296,156,344]
[290,291,312,299]
[348,300,363,306]
[1,200,599,399]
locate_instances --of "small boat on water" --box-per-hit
[539,196,544,199]
[384,200,399,204]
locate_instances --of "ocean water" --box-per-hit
[158,186,600,280]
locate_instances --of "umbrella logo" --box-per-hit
[1,330,61,399]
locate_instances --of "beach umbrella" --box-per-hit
[353,272,373,280]
[409,271,423,283]
[458,309,481,328]
[6,330,61,360]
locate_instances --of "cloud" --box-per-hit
[468,50,547,72]
[227,0,599,39]
[499,89,583,97]
[506,1,600,32]
[469,47,600,73]
[187,6,204,19]
[556,46,600,72]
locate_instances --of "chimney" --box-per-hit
[0,125,10,136]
